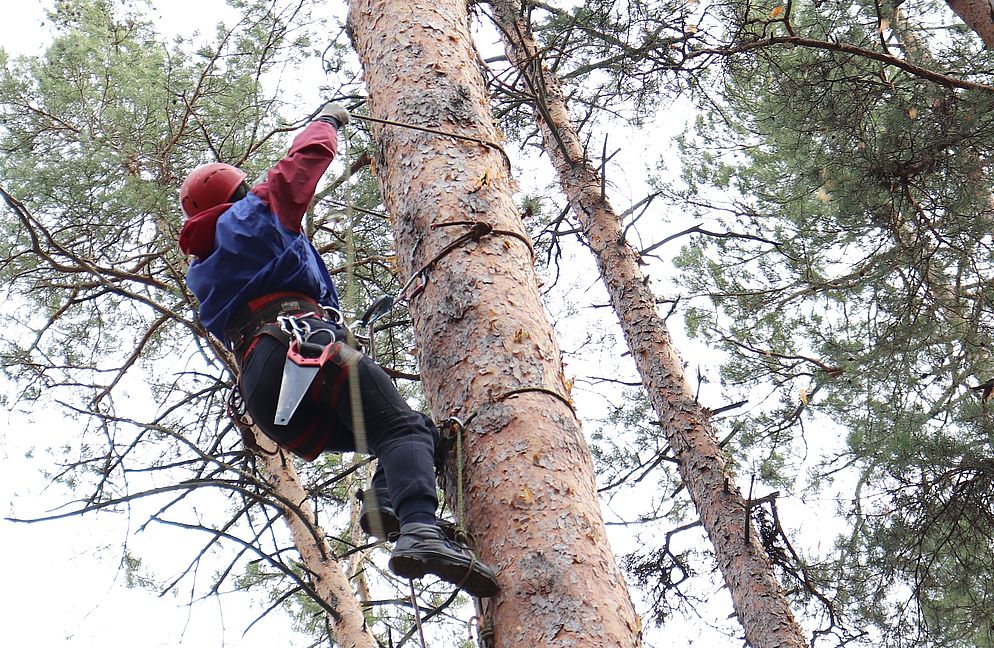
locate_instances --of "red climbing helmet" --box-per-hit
[180,163,248,217]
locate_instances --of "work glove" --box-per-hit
[316,102,350,129]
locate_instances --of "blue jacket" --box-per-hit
[181,121,341,347]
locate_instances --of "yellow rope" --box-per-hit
[340,122,369,457]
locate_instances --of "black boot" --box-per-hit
[388,523,499,597]
[357,488,459,541]
[356,488,400,540]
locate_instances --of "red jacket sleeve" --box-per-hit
[252,120,338,233]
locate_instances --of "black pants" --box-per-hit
[239,319,438,526]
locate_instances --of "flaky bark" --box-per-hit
[489,2,808,647]
[945,0,994,47]
[346,1,641,646]
[254,433,377,648]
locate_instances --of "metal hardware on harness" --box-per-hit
[321,305,345,326]
[278,313,313,345]
[355,295,394,363]
[273,314,338,426]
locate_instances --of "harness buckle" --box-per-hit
[322,305,345,325]
[277,313,313,344]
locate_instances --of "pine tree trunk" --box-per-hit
[489,2,808,647]
[346,1,642,646]
[945,0,994,47]
[254,432,377,648]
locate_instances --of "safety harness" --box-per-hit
[226,291,355,425]
[227,292,329,356]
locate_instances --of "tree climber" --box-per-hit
[177,102,498,598]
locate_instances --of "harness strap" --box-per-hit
[305,338,362,390]
[227,292,325,357]
[320,348,352,407]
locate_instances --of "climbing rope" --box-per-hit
[340,119,370,458]
[344,105,533,308]
[408,579,428,648]
[349,113,512,172]
[396,220,535,304]
[338,115,432,648]
[433,381,576,545]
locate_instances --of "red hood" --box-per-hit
[178,203,232,258]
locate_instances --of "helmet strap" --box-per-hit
[228,181,250,203]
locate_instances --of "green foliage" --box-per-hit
[670,0,994,644]
[484,0,696,146]
[0,0,288,375]
[535,1,693,119]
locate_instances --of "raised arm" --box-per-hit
[253,105,348,232]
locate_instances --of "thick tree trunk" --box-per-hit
[489,2,808,647]
[346,1,641,646]
[255,433,377,648]
[945,0,994,47]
